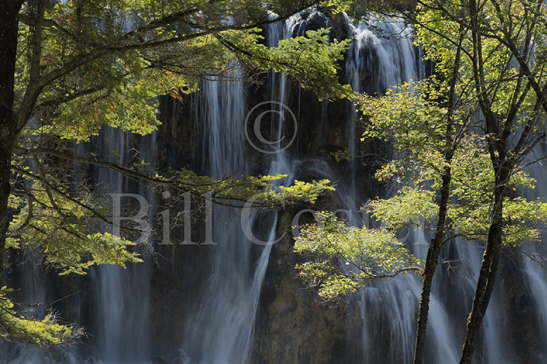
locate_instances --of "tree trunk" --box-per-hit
[459,166,510,364]
[413,166,452,364]
[413,26,463,363]
[0,1,22,276]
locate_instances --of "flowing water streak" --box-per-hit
[92,15,155,362]
[342,15,538,364]
[181,65,254,364]
[2,127,157,364]
[94,127,127,363]
[343,15,419,222]
[518,140,547,362]
[92,128,156,364]
[237,13,309,359]
[180,14,304,364]
[342,15,460,363]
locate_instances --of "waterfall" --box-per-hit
[180,64,256,364]
[93,128,129,363]
[180,14,305,363]
[341,15,462,364]
[339,14,544,364]
[518,140,547,362]
[91,17,156,361]
[2,125,157,364]
[344,15,421,362]
[3,10,546,364]
[87,128,156,364]
[343,15,420,220]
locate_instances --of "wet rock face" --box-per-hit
[502,262,544,363]
[155,85,357,363]
[148,19,381,362]
[252,211,348,364]
[157,96,196,170]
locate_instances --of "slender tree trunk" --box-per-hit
[459,166,510,364]
[413,167,452,364]
[413,26,464,363]
[0,1,22,276]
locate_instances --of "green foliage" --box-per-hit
[9,0,347,276]
[361,119,547,248]
[0,287,76,346]
[8,180,142,275]
[358,77,469,188]
[15,0,353,142]
[359,77,469,155]
[294,212,421,300]
[143,168,335,207]
[369,187,437,230]
[221,28,353,101]
[298,0,546,304]
[4,0,362,347]
[263,179,336,205]
[7,152,336,277]
[358,75,546,248]
[320,0,353,13]
[414,0,544,130]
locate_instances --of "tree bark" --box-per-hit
[413,167,452,364]
[413,26,463,363]
[459,165,510,364]
[0,1,23,276]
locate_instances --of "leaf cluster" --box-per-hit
[294,212,421,300]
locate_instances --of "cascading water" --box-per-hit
[343,16,424,363]
[180,65,257,364]
[89,128,156,364]
[4,10,547,364]
[514,140,547,362]
[341,15,461,364]
[181,14,305,363]
[339,14,543,364]
[343,15,423,220]
[2,127,157,364]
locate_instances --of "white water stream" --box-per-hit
[3,12,545,364]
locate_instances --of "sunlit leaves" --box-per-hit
[221,28,353,101]
[294,212,421,300]
[8,181,141,275]
[415,0,544,131]
[357,52,544,250]
[155,168,335,207]
[16,0,354,143]
[0,287,76,346]
[369,187,438,230]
